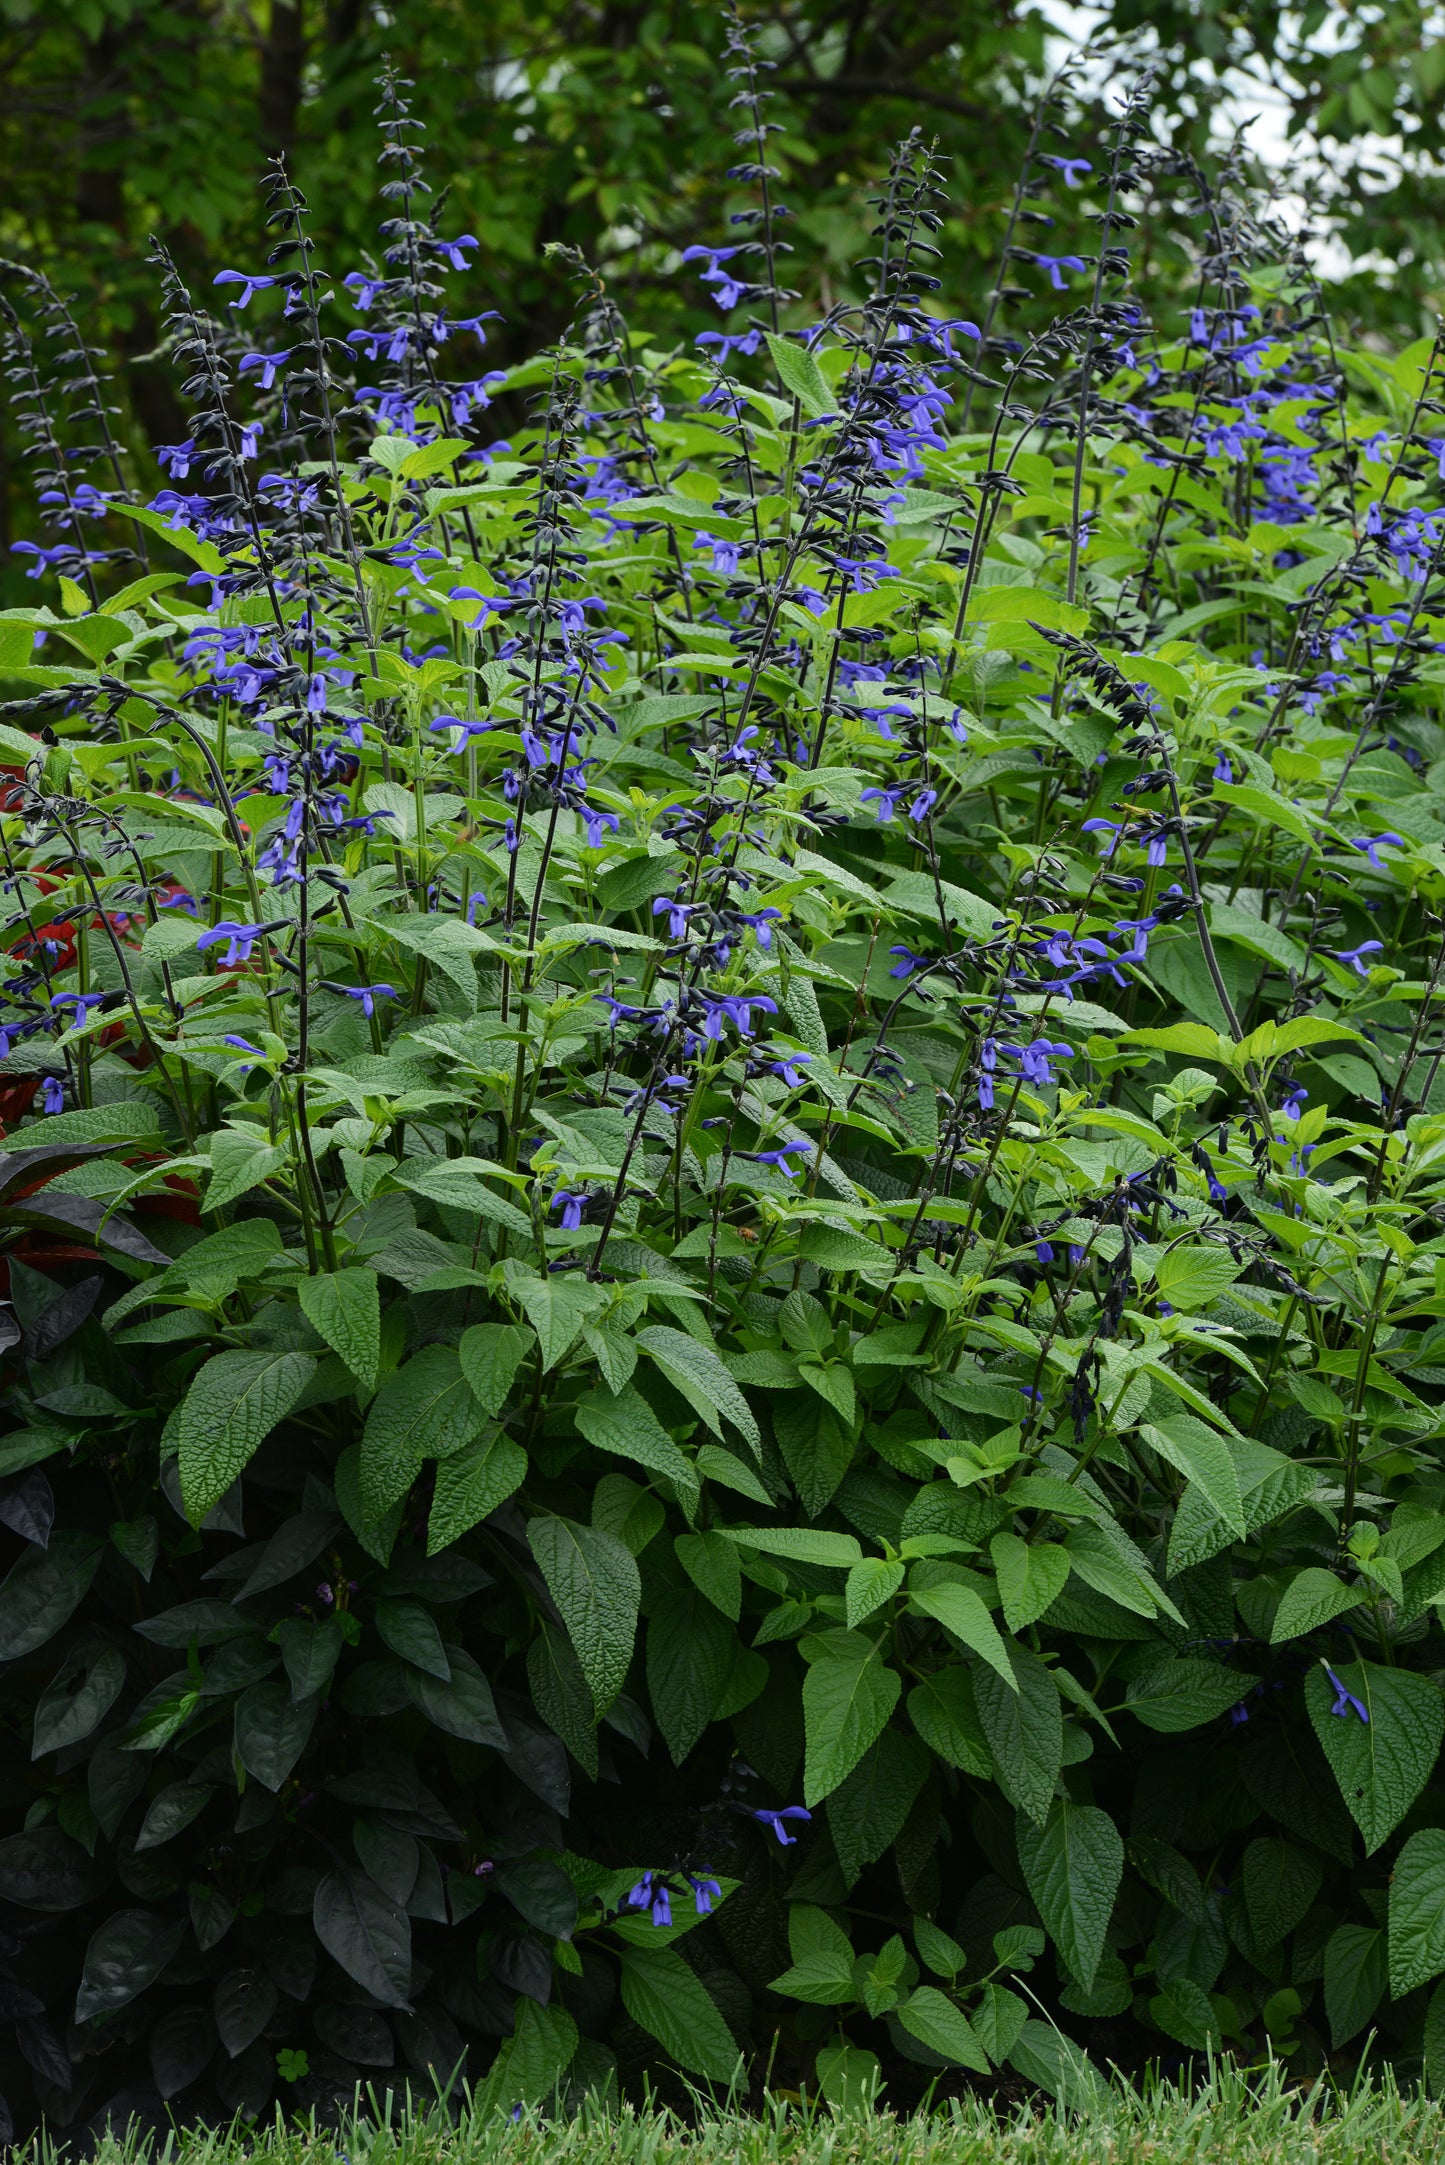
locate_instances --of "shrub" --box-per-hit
[2,43,1445,2144]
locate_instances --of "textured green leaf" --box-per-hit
[1142,1416,1244,1534]
[1307,1658,1445,1852]
[427,1432,527,1554]
[826,1729,929,1885]
[574,1381,700,1503]
[770,1904,856,2004]
[1391,1828,1445,1996]
[974,1639,1062,1824]
[647,1585,734,1763]
[896,1985,989,2072]
[989,1533,1070,1631]
[297,1268,381,1394]
[638,1324,761,1452]
[1126,1657,1255,1733]
[1241,1837,1322,1950]
[801,1630,901,1804]
[234,1682,316,1791]
[1324,1923,1386,2047]
[907,1667,993,1777]
[528,1514,640,1716]
[172,1350,315,1524]
[618,1945,739,2083]
[360,1346,482,1521]
[406,1647,507,1744]
[718,1526,861,1567]
[1270,1566,1366,1644]
[763,331,834,417]
[458,1320,535,1413]
[513,1275,604,1370]
[908,1578,1014,1687]
[1016,1799,1122,1992]
[675,1529,742,1618]
[845,1556,905,1628]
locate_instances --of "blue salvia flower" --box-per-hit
[751,1806,812,1846]
[1323,1663,1369,1724]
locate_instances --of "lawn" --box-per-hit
[20,2071,1445,2165]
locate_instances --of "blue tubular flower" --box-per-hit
[687,1874,722,1916]
[197,919,271,968]
[694,530,741,576]
[1039,154,1092,185]
[889,944,932,980]
[746,1139,813,1178]
[627,1872,673,1927]
[1279,1085,1307,1124]
[551,1189,588,1232]
[342,983,399,1020]
[766,1053,811,1087]
[1324,1663,1369,1723]
[1081,817,1123,856]
[701,993,777,1040]
[652,895,698,941]
[1330,941,1384,976]
[1350,833,1405,871]
[49,991,106,1023]
[861,786,904,823]
[751,1806,812,1846]
[239,349,295,391]
[41,1076,64,1115]
[1031,253,1088,289]
[907,788,938,825]
[213,270,278,308]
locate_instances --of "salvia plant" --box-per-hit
[5,25,1445,2142]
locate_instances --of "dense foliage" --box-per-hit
[4,0,1445,599]
[6,36,1445,2144]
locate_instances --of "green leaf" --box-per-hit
[827,1730,929,1885]
[203,1132,287,1213]
[298,1270,381,1394]
[1150,1976,1221,2050]
[989,1534,1070,1632]
[1270,1566,1366,1644]
[0,1533,102,1661]
[718,1526,862,1567]
[774,1391,854,1517]
[527,1621,599,1778]
[360,1347,482,1522]
[618,1945,740,2084]
[647,1585,735,1764]
[167,1349,314,1526]
[637,1324,761,1453]
[428,1433,527,1554]
[1141,1416,1245,1534]
[574,1381,700,1503]
[1126,1658,1255,1733]
[1007,2020,1103,2111]
[1307,1658,1445,1853]
[907,1667,992,1777]
[974,1639,1062,1825]
[1241,1837,1321,1950]
[458,1321,535,1413]
[675,1529,742,1619]
[527,1514,640,1716]
[32,1643,125,1757]
[845,1556,904,1628]
[1323,1923,1386,2047]
[896,1985,989,2072]
[1391,1829,1445,1996]
[513,1276,605,1371]
[908,1578,1014,1688]
[75,1909,187,2021]
[801,1630,902,1805]
[1016,1799,1122,1992]
[406,1647,507,1745]
[312,1869,412,2009]
[234,1682,316,1791]
[764,331,834,418]
[771,1904,856,2005]
[375,1598,451,1679]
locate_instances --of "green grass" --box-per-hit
[21,2067,1445,2165]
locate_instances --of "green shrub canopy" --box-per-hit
[2,46,1445,2142]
